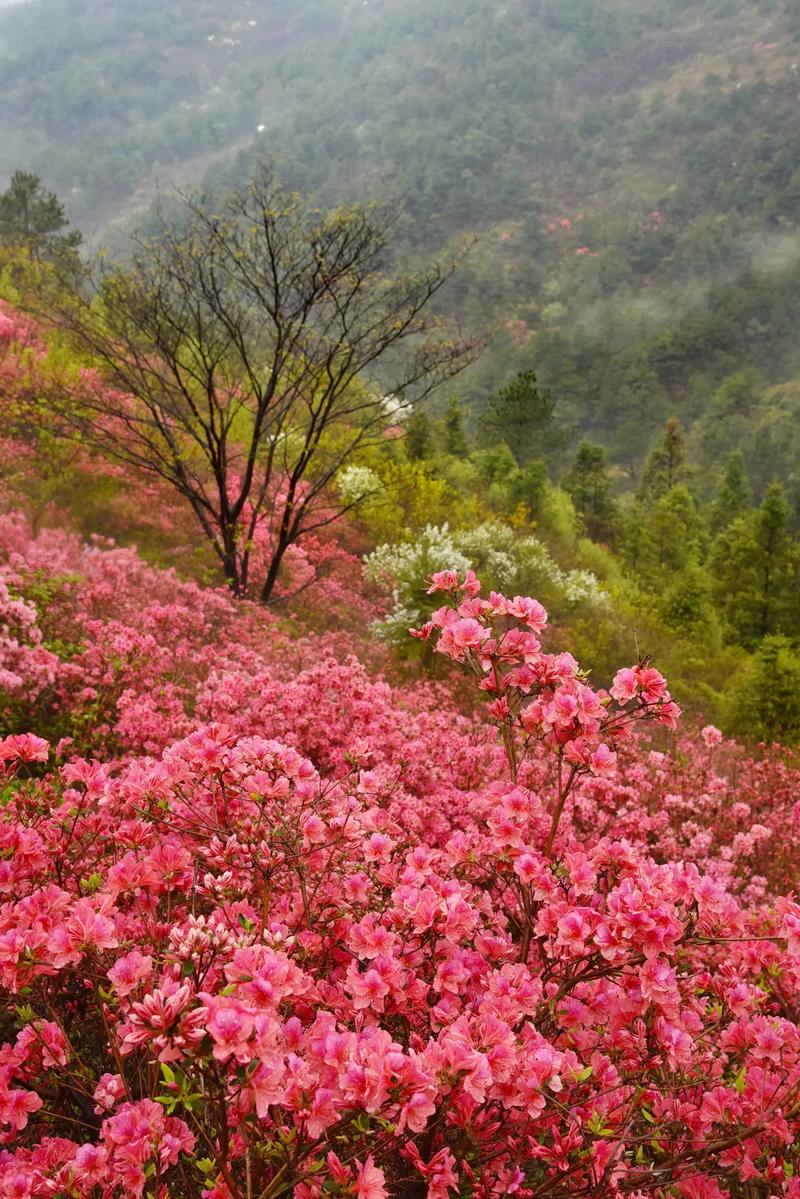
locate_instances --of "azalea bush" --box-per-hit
[0,512,385,757]
[2,568,800,1199]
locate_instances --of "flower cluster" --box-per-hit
[0,575,58,699]
[413,569,679,853]
[0,567,799,1199]
[0,511,382,759]
[365,523,604,647]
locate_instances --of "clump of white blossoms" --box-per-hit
[365,521,605,644]
[337,465,382,508]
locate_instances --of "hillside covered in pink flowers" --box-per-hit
[2,291,800,1199]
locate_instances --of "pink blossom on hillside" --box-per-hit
[0,520,798,1195]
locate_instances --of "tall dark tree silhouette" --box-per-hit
[52,169,481,600]
[710,450,752,534]
[563,440,617,542]
[638,417,686,504]
[710,483,797,646]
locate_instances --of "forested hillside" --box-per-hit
[3,0,800,729]
[4,0,800,464]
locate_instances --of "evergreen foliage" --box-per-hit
[477,370,559,466]
[563,441,617,543]
[0,171,81,264]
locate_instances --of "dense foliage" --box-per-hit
[2,290,800,1197]
[3,517,800,1198]
[2,295,799,738]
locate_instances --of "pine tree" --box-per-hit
[660,562,716,638]
[443,397,469,457]
[477,370,559,465]
[710,451,752,534]
[638,418,686,504]
[405,408,433,461]
[637,484,706,575]
[710,483,797,646]
[726,636,800,744]
[508,459,548,522]
[0,171,82,263]
[563,440,617,542]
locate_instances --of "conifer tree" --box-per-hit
[0,170,81,263]
[660,561,716,638]
[727,635,800,743]
[405,408,433,461]
[443,396,469,457]
[710,482,797,646]
[563,440,617,542]
[508,459,548,522]
[637,484,706,575]
[638,418,686,504]
[710,450,752,533]
[477,369,558,465]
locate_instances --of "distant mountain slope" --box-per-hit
[3,0,800,467]
[0,0,347,229]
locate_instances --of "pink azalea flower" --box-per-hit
[355,1155,388,1199]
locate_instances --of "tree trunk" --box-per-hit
[260,539,289,604]
[222,546,243,597]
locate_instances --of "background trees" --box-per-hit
[53,170,479,601]
[710,483,798,647]
[638,417,686,504]
[0,171,82,266]
[5,0,800,470]
[476,370,561,466]
[563,440,617,542]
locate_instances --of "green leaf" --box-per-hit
[587,1111,614,1137]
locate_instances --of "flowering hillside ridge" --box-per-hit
[1,559,800,1199]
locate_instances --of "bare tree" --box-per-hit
[52,169,481,600]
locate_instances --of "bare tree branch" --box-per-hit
[45,166,485,600]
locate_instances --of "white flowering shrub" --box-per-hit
[514,536,605,607]
[454,524,519,590]
[365,522,606,644]
[380,392,408,423]
[337,465,382,507]
[364,525,471,642]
